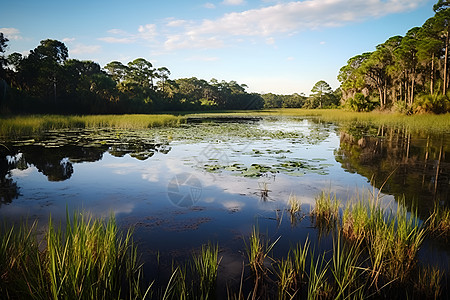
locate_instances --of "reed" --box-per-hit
[0,114,185,137]
[275,258,297,300]
[330,233,366,299]
[192,242,221,298]
[306,252,332,300]
[311,191,340,227]
[0,220,47,299]
[427,203,450,239]
[290,238,310,285]
[414,265,444,299]
[244,225,280,297]
[287,194,301,215]
[0,213,150,300]
[187,109,450,132]
[384,203,427,282]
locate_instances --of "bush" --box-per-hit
[347,93,374,112]
[414,94,450,114]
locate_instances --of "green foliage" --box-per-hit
[338,2,450,113]
[0,213,151,299]
[1,38,262,114]
[262,93,306,108]
[347,92,375,112]
[414,93,450,114]
[304,80,339,109]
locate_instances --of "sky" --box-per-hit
[0,0,437,95]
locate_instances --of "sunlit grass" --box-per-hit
[311,191,340,227]
[192,242,221,298]
[427,203,450,239]
[187,108,450,133]
[0,114,185,137]
[0,212,151,299]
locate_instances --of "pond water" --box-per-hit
[1,116,449,289]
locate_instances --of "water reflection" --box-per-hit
[0,133,171,204]
[335,125,450,217]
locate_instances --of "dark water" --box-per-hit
[1,116,449,287]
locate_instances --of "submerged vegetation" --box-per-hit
[1,189,449,299]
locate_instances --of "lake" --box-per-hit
[1,115,449,295]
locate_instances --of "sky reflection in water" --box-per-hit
[1,116,448,278]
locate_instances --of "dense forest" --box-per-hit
[0,37,265,114]
[0,1,449,114]
[339,0,450,113]
[0,34,340,114]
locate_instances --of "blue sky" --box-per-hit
[1,0,436,95]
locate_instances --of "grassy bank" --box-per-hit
[1,110,449,138]
[0,114,185,137]
[0,212,150,299]
[1,192,449,299]
[187,108,450,133]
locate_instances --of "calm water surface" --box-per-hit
[1,116,449,284]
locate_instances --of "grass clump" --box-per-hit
[311,191,340,227]
[161,242,221,300]
[427,203,450,239]
[0,212,150,300]
[192,242,221,298]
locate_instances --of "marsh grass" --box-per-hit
[287,194,301,215]
[311,191,340,228]
[160,243,221,300]
[0,220,46,299]
[330,233,366,299]
[287,194,302,227]
[0,114,185,137]
[414,265,444,299]
[427,203,450,239]
[0,213,151,300]
[244,225,280,297]
[188,109,450,133]
[192,242,221,298]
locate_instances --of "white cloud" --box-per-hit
[0,27,22,40]
[187,0,426,37]
[222,0,245,5]
[99,24,157,44]
[98,36,135,44]
[70,43,101,55]
[186,56,219,61]
[62,37,75,43]
[167,19,189,27]
[204,2,216,9]
[162,0,425,50]
[138,24,158,40]
[164,34,224,51]
[265,37,275,45]
[287,56,295,61]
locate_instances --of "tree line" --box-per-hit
[338,0,450,113]
[0,33,341,114]
[0,38,265,114]
[5,0,447,115]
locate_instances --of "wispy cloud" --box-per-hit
[70,44,101,55]
[204,2,216,9]
[186,56,219,61]
[222,0,245,5]
[164,34,224,51]
[98,0,426,52]
[160,0,426,51]
[62,37,75,43]
[0,27,23,40]
[99,24,158,44]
